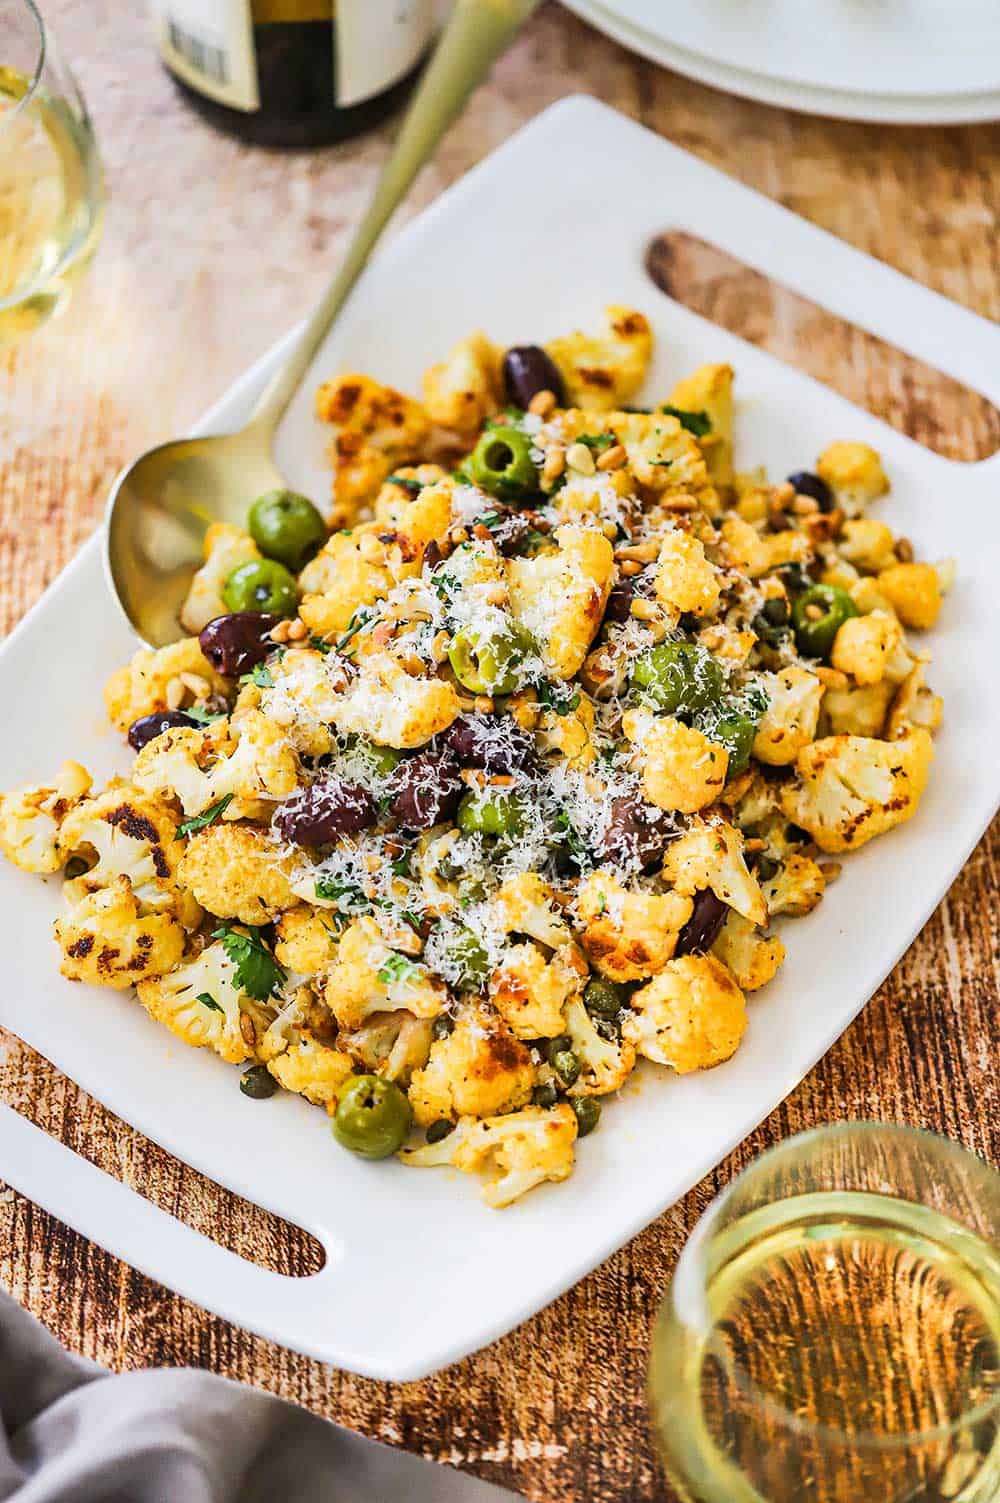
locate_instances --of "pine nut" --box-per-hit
[269,619,292,643]
[895,536,914,562]
[596,443,627,471]
[541,449,566,487]
[566,442,596,476]
[239,1012,257,1047]
[165,677,185,710]
[620,560,642,577]
[287,619,308,641]
[630,599,659,621]
[528,389,556,418]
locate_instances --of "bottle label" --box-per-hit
[149,0,259,112]
[335,0,432,108]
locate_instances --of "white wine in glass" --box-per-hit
[0,1,102,342]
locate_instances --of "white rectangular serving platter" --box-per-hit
[1,97,999,1381]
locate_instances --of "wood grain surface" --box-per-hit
[2,5,999,1500]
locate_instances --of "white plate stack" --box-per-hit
[562,0,1000,124]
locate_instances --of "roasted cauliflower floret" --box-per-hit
[761,853,827,918]
[179,522,262,636]
[136,936,271,1062]
[407,1005,535,1126]
[421,331,503,436]
[535,696,598,769]
[255,647,341,757]
[876,562,945,630]
[490,941,580,1040]
[545,305,652,412]
[297,527,396,639]
[667,363,734,487]
[830,610,906,687]
[623,955,747,1072]
[751,667,823,767]
[507,523,613,680]
[329,651,461,748]
[338,1010,433,1084]
[654,528,721,615]
[132,711,298,821]
[577,870,693,982]
[317,915,445,1032]
[177,823,296,925]
[886,663,943,740]
[711,912,785,992]
[608,411,710,497]
[0,761,91,874]
[104,637,228,734]
[816,441,889,516]
[274,904,340,977]
[622,709,728,814]
[821,680,895,738]
[838,518,897,574]
[267,1029,354,1108]
[493,872,571,949]
[56,878,186,990]
[371,480,453,568]
[718,514,813,579]
[59,785,200,928]
[315,372,431,516]
[779,728,933,853]
[563,996,636,1096]
[660,816,767,927]
[402,1104,578,1209]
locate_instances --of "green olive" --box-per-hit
[354,739,403,779]
[448,623,533,695]
[584,977,627,1020]
[247,489,326,570]
[631,642,724,715]
[791,583,859,660]
[467,425,539,500]
[222,559,299,617]
[456,788,528,839]
[239,1065,277,1100]
[709,706,759,779]
[450,925,490,987]
[332,1074,412,1160]
[571,1097,601,1137]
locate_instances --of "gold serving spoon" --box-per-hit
[106,0,540,648]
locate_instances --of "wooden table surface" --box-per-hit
[2,5,999,1499]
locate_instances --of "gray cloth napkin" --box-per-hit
[0,1288,518,1503]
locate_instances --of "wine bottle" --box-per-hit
[148,1,433,148]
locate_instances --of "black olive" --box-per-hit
[439,714,535,774]
[787,470,834,513]
[762,597,789,627]
[675,889,728,956]
[592,796,670,870]
[199,611,280,677]
[604,579,635,624]
[389,753,464,830]
[274,779,377,844]
[127,710,200,752]
[502,345,566,409]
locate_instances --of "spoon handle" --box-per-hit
[247,0,540,439]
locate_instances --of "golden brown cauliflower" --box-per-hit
[254,647,342,757]
[179,522,262,636]
[490,941,579,1040]
[821,680,895,738]
[402,1104,578,1209]
[838,518,897,574]
[885,663,943,740]
[177,823,296,925]
[830,611,906,687]
[711,912,785,992]
[267,1029,354,1108]
[718,514,813,579]
[56,879,186,990]
[329,651,461,748]
[816,441,889,516]
[338,1010,433,1084]
[493,872,572,949]
[507,524,613,680]
[297,527,396,640]
[136,936,272,1063]
[667,363,734,487]
[779,728,933,853]
[545,306,652,412]
[371,480,453,568]
[314,372,431,517]
[132,711,298,821]
[622,709,728,814]
[104,638,228,735]
[59,784,200,929]
[577,870,692,983]
[751,668,824,767]
[318,916,445,1032]
[406,1005,535,1126]
[660,816,767,927]
[761,854,827,918]
[876,562,945,630]
[0,761,91,874]
[421,331,503,436]
[623,955,747,1072]
[563,996,636,1096]
[608,411,711,497]
[653,528,721,615]
[274,904,340,977]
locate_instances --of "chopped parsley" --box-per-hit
[212,924,285,1002]
[336,608,373,654]
[314,876,370,915]
[240,662,274,688]
[377,951,421,986]
[577,432,616,453]
[177,794,233,837]
[386,474,423,494]
[659,404,711,438]
[184,704,226,725]
[537,681,581,717]
[309,635,332,654]
[197,992,223,1014]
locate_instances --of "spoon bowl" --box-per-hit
[104,0,540,648]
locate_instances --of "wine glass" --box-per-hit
[0,0,103,341]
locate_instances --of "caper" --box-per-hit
[571,1097,601,1137]
[240,1065,277,1100]
[425,1118,455,1145]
